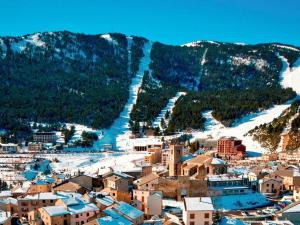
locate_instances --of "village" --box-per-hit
[0,130,299,225]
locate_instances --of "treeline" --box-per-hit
[166,87,296,133]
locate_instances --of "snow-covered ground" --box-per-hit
[278,55,300,94]
[42,152,145,176]
[153,92,186,130]
[95,41,153,150]
[192,55,300,154]
[100,34,118,46]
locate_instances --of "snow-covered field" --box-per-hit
[153,92,186,130]
[42,152,146,176]
[101,41,152,150]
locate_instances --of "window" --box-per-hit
[76,215,79,218]
[50,200,54,203]
[190,222,195,225]
[86,213,89,217]
[204,221,209,225]
[42,200,46,203]
[76,222,79,225]
[190,214,195,219]
[266,184,269,187]
[205,213,210,218]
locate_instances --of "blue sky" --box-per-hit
[1,0,299,46]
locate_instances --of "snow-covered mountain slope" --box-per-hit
[95,41,153,149]
[1,31,300,151]
[153,92,186,130]
[279,55,300,94]
[192,55,300,154]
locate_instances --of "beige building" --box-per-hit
[181,156,227,179]
[134,173,160,191]
[18,192,60,218]
[144,147,162,165]
[293,176,300,201]
[259,174,284,195]
[28,142,43,153]
[104,175,129,193]
[169,144,185,176]
[154,176,208,201]
[183,197,214,225]
[27,181,52,194]
[28,198,99,225]
[133,189,162,217]
[273,170,296,191]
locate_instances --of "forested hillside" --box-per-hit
[1,31,300,139]
[0,31,146,133]
[130,41,300,133]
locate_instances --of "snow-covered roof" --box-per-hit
[0,191,12,198]
[114,202,143,220]
[96,196,115,207]
[97,215,132,225]
[220,217,248,225]
[283,203,300,213]
[104,209,133,225]
[68,203,98,214]
[211,158,226,165]
[21,192,60,200]
[208,174,245,182]
[0,197,18,205]
[61,197,84,206]
[42,206,69,216]
[184,197,214,211]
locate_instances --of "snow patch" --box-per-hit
[182,40,219,47]
[278,54,300,94]
[273,44,300,52]
[200,48,208,66]
[127,36,133,74]
[230,56,267,71]
[101,34,118,45]
[10,33,46,53]
[0,39,7,59]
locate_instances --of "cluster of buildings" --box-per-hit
[0,135,300,225]
[0,132,62,154]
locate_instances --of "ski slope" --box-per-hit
[94,41,153,150]
[153,92,186,130]
[192,54,300,154]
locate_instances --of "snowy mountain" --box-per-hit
[1,31,300,149]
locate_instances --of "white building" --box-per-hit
[0,143,18,153]
[132,189,162,217]
[183,197,214,225]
